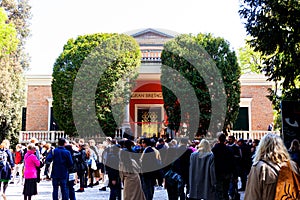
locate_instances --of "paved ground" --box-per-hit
[4,179,244,200]
[4,180,168,200]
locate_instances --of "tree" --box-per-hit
[0,0,32,70]
[0,7,23,143]
[239,0,300,106]
[238,39,263,74]
[0,0,31,145]
[52,33,141,137]
[161,34,241,138]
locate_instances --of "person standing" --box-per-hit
[88,139,101,186]
[237,138,252,191]
[267,122,274,131]
[250,139,260,158]
[164,139,181,200]
[140,138,157,200]
[119,147,146,200]
[226,136,241,199]
[100,137,113,191]
[288,139,300,167]
[10,144,24,184]
[74,144,88,192]
[65,144,77,200]
[106,145,121,200]
[46,138,73,200]
[211,133,234,200]
[0,139,15,200]
[189,139,216,200]
[23,144,40,200]
[177,138,193,200]
[244,133,300,200]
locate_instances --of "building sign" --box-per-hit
[131,92,163,99]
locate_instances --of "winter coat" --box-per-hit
[45,146,73,179]
[189,151,217,200]
[119,158,146,200]
[24,150,40,179]
[245,160,300,200]
[211,143,234,178]
[73,149,87,175]
[244,160,279,200]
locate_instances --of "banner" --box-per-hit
[281,101,300,147]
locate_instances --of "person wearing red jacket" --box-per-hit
[10,144,24,185]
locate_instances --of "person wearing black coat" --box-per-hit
[140,138,157,200]
[177,138,193,200]
[74,144,88,193]
[211,133,234,200]
[106,145,121,200]
[65,144,77,200]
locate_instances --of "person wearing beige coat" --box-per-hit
[119,149,146,200]
[244,133,300,200]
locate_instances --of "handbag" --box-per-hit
[164,169,183,188]
[91,159,97,170]
[68,172,76,181]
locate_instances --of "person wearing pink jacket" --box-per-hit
[23,144,40,200]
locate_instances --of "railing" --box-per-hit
[229,130,280,140]
[19,130,281,144]
[19,131,67,144]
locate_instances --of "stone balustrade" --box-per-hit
[229,130,280,140]
[19,131,67,144]
[19,130,281,144]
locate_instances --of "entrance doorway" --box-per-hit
[136,106,163,138]
[233,107,249,131]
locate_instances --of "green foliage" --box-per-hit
[0,7,24,145]
[52,33,141,137]
[239,0,300,105]
[238,40,263,74]
[161,34,241,137]
[1,0,32,70]
[0,7,18,56]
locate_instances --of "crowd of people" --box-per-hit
[0,132,299,200]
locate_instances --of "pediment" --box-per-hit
[126,28,178,45]
[131,28,175,39]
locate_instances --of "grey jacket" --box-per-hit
[188,151,216,200]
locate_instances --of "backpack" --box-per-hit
[274,162,300,200]
[0,149,8,168]
[262,160,300,199]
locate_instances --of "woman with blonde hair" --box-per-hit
[244,133,300,200]
[188,139,216,200]
[0,139,14,200]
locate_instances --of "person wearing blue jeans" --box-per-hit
[46,138,73,200]
[52,178,68,200]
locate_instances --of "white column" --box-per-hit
[121,78,131,138]
[121,101,131,138]
[47,98,53,131]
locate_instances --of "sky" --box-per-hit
[25,0,248,75]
